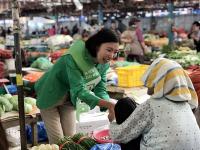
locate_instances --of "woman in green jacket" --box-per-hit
[35,29,119,143]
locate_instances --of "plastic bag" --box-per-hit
[31,57,53,70]
[26,121,48,143]
[90,143,121,150]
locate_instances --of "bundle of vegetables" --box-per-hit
[144,51,160,61]
[166,51,184,59]
[161,45,174,54]
[57,136,86,150]
[178,55,200,68]
[31,144,59,150]
[71,133,97,150]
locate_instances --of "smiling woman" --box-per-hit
[34,28,120,144]
[96,43,119,64]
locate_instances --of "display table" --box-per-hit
[1,108,41,146]
[106,85,149,104]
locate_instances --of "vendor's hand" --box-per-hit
[108,103,115,122]
[98,99,116,122]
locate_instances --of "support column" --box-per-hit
[11,0,27,149]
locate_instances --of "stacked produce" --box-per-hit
[158,45,200,68]
[58,136,85,150]
[57,133,97,150]
[31,144,59,150]
[0,94,37,117]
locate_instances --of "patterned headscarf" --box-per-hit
[142,58,198,108]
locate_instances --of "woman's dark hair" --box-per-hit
[114,97,141,150]
[114,97,137,124]
[85,28,119,57]
[193,21,200,26]
[129,18,140,26]
[0,121,9,150]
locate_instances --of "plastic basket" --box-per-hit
[116,65,149,87]
[93,129,113,143]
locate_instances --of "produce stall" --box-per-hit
[0,0,199,149]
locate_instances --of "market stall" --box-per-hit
[0,0,199,149]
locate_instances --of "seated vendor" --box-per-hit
[110,58,200,150]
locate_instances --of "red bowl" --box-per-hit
[93,129,113,143]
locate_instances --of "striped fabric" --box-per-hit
[142,58,198,108]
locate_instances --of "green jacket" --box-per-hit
[35,40,110,109]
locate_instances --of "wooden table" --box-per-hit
[107,85,149,104]
[1,111,41,146]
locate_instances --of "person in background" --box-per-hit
[60,26,70,35]
[81,29,90,41]
[35,29,119,144]
[121,27,144,63]
[110,58,200,149]
[188,21,200,52]
[117,19,127,33]
[48,25,56,36]
[72,24,79,36]
[7,27,12,35]
[0,27,6,38]
[110,20,121,38]
[129,18,148,54]
[0,121,9,150]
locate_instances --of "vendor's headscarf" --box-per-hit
[142,58,198,108]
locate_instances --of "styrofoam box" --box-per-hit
[76,112,109,134]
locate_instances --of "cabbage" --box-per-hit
[24,97,36,106]
[0,104,5,117]
[0,97,13,112]
[24,103,32,114]
[4,94,12,100]
[52,144,59,150]
[39,144,52,150]
[9,95,18,111]
[30,146,38,150]
[30,144,59,150]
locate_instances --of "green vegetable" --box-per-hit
[0,104,5,117]
[9,95,18,111]
[31,57,53,70]
[24,103,32,114]
[161,45,174,54]
[71,133,97,150]
[57,136,86,150]
[24,97,36,106]
[3,94,12,100]
[0,96,13,112]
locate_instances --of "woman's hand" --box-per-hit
[108,103,115,122]
[98,99,116,122]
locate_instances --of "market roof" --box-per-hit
[0,0,199,17]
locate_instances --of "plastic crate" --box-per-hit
[116,65,149,87]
